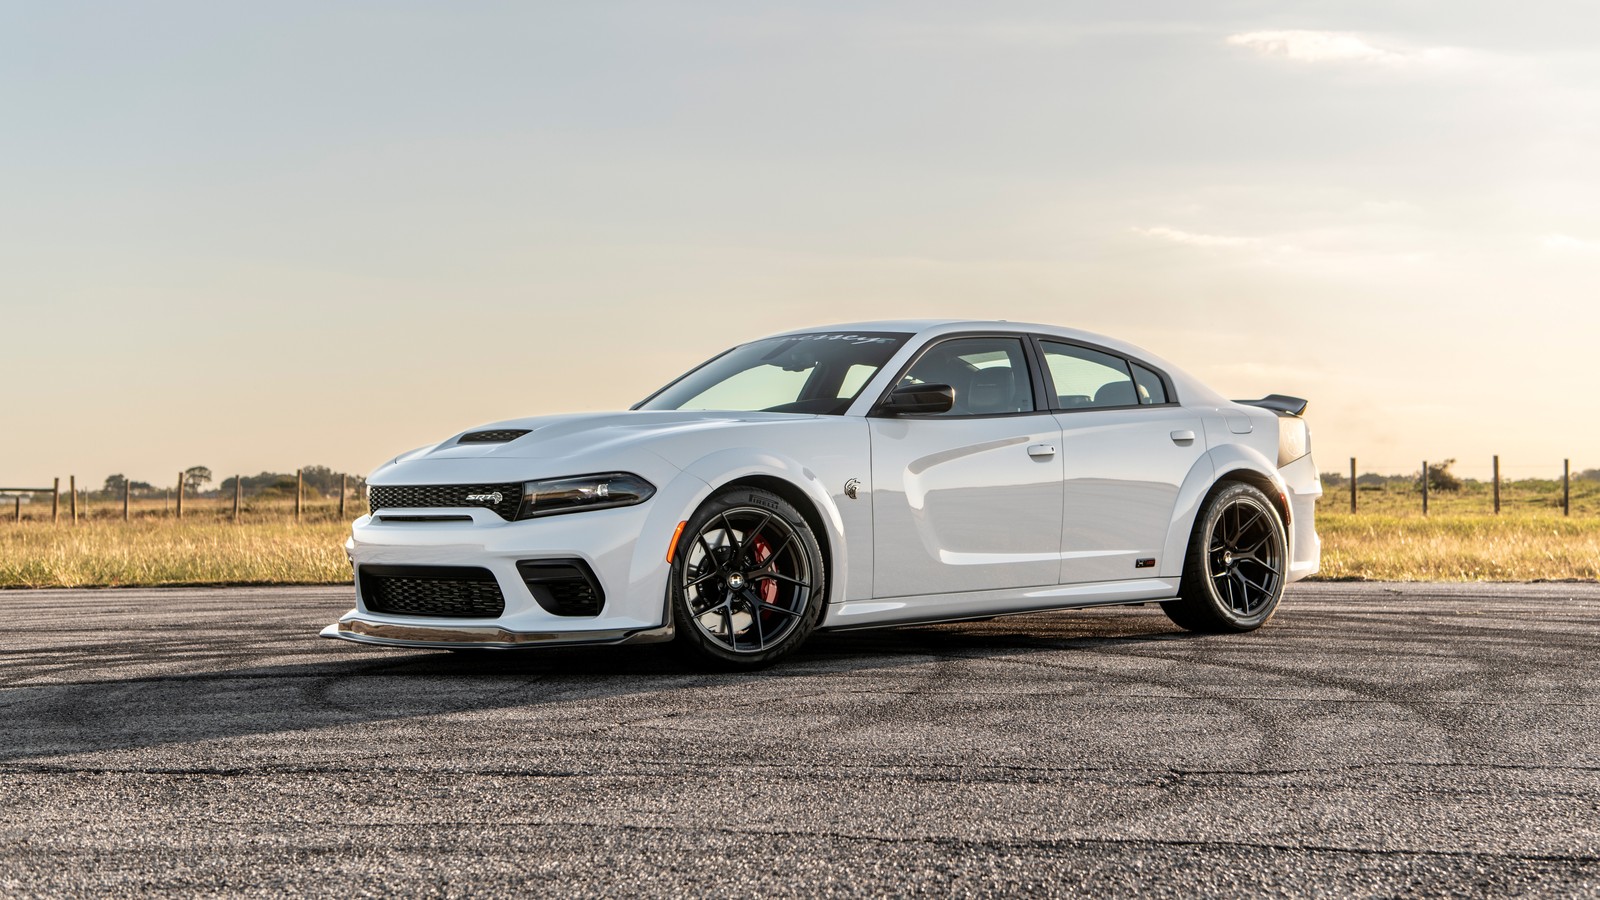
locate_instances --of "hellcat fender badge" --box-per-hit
[843,479,861,500]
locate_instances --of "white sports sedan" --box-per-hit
[322,320,1320,667]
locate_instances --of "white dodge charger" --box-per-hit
[323,320,1320,667]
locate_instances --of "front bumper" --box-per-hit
[323,469,709,649]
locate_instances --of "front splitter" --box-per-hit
[319,618,674,650]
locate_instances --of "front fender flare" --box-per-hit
[674,450,851,606]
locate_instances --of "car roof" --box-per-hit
[769,319,1135,356]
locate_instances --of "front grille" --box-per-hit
[459,429,531,444]
[518,559,605,617]
[361,565,505,618]
[369,483,522,521]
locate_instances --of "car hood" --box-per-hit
[394,410,825,463]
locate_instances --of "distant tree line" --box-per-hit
[97,466,364,499]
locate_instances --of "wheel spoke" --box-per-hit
[695,535,726,575]
[693,591,729,617]
[750,571,811,589]
[746,592,766,650]
[1240,557,1280,577]
[1237,569,1269,595]
[1239,533,1271,555]
[761,530,796,567]
[736,512,773,568]
[717,513,742,556]
[1234,571,1254,612]
[685,569,719,590]
[1235,508,1263,545]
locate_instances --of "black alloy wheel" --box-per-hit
[669,487,826,667]
[1164,481,1287,633]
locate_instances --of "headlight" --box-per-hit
[517,472,656,519]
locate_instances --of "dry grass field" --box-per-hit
[1,483,1596,588]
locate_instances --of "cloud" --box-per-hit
[1131,226,1262,249]
[1540,233,1600,253]
[1226,30,1451,66]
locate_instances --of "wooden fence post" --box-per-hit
[1422,460,1429,516]
[296,469,303,522]
[233,475,241,523]
[1493,455,1500,515]
[13,496,19,523]
[70,475,77,525]
[176,471,184,520]
[1349,457,1357,514]
[1564,459,1570,517]
[52,478,59,523]
[123,479,130,521]
[339,474,347,519]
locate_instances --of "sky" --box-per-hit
[3,1,1598,490]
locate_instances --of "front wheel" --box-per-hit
[668,487,826,669]
[1163,481,1288,633]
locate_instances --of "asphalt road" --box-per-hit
[3,583,1598,897]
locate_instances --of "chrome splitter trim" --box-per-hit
[319,617,674,650]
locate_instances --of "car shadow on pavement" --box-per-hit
[0,608,1195,764]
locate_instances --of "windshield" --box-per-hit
[638,332,910,415]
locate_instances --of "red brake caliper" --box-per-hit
[751,533,778,604]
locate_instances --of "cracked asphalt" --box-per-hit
[3,582,1599,897]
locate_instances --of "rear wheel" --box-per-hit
[1163,481,1287,633]
[668,487,826,669]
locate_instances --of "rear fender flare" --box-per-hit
[1164,444,1287,578]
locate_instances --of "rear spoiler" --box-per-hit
[1235,394,1308,416]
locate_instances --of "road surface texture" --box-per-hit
[2,582,1598,897]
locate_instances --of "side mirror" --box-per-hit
[881,383,955,415]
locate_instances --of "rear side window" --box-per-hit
[1131,363,1168,405]
[1040,342,1137,409]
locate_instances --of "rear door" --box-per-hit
[1036,339,1207,584]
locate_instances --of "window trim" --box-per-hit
[867,332,1052,420]
[1029,335,1181,414]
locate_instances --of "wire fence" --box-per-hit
[0,470,368,524]
[1321,456,1594,517]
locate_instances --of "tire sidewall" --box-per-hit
[668,487,827,667]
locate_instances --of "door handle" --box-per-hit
[1170,430,1196,444]
[1027,443,1057,458]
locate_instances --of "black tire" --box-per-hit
[1163,481,1288,633]
[668,487,827,669]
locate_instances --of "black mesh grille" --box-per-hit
[518,559,605,617]
[361,566,505,618]
[459,429,531,444]
[369,483,522,521]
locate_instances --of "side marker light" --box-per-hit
[666,520,687,563]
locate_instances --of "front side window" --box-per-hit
[896,337,1035,416]
[639,332,909,415]
[1041,341,1140,409]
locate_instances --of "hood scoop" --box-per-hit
[458,429,532,444]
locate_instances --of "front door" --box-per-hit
[870,336,1064,598]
